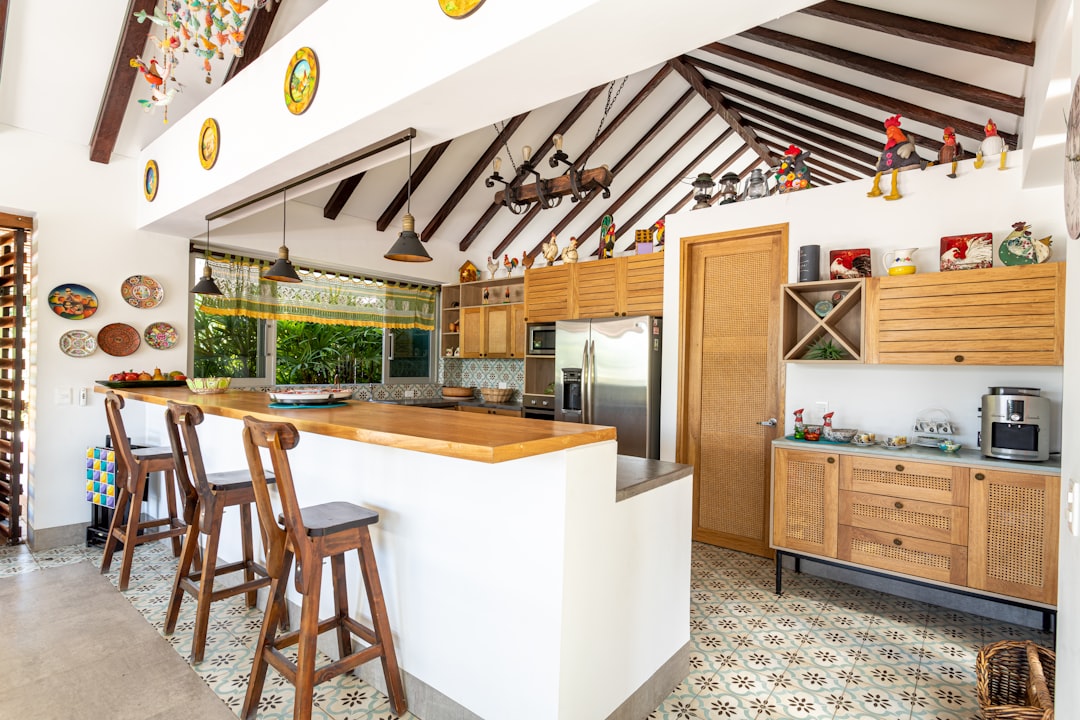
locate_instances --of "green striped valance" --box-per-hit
[198,255,436,330]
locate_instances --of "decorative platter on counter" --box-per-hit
[59,329,97,357]
[267,388,353,405]
[96,379,186,388]
[121,275,164,309]
[97,323,141,356]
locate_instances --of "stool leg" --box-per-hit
[240,503,258,608]
[243,549,292,720]
[294,556,323,720]
[163,469,183,557]
[117,473,149,592]
[100,485,132,576]
[357,530,407,716]
[191,501,225,664]
[164,504,203,636]
[330,553,352,660]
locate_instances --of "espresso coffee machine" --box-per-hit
[980,387,1050,462]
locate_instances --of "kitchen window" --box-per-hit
[191,256,435,386]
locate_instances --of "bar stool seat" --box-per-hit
[241,416,406,720]
[163,400,275,664]
[99,392,187,592]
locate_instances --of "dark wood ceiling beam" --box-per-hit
[734,106,877,169]
[669,57,776,166]
[323,173,365,219]
[497,86,695,260]
[571,64,674,168]
[459,85,605,251]
[750,122,872,175]
[801,1,1036,66]
[740,27,1024,117]
[685,55,951,157]
[583,126,732,257]
[223,0,282,82]
[375,140,451,231]
[89,0,158,164]
[0,0,9,84]
[702,44,1017,149]
[760,139,859,181]
[421,112,528,241]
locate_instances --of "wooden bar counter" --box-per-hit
[96,385,691,720]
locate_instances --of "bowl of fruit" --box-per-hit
[186,377,232,394]
[99,368,187,388]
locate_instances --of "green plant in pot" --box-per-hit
[803,337,847,360]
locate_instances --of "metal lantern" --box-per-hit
[716,172,740,205]
[691,172,715,210]
[743,168,769,200]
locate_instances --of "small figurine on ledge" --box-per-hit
[562,237,579,264]
[598,215,614,259]
[503,253,518,277]
[938,127,961,179]
[522,251,534,271]
[867,115,926,201]
[774,144,811,193]
[486,256,499,279]
[974,118,1007,170]
[541,233,560,266]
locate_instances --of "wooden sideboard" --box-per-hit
[772,442,1059,609]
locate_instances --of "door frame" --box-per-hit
[676,223,788,555]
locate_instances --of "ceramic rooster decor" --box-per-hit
[998,221,1052,266]
[562,237,580,264]
[521,251,534,271]
[867,115,926,201]
[541,233,560,266]
[974,119,1007,170]
[487,256,499,279]
[653,218,665,248]
[774,144,812,193]
[503,254,519,277]
[598,215,615,259]
[938,127,961,179]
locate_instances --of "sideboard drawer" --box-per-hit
[838,525,967,586]
[839,490,967,545]
[840,455,968,505]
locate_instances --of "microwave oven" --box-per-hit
[529,324,556,355]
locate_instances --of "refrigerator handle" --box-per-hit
[581,340,590,424]
[587,339,595,424]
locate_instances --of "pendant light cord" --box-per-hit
[406,136,413,214]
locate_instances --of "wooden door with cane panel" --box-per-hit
[678,224,786,557]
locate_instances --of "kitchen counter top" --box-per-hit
[773,437,1061,475]
[96,386,614,463]
[369,397,524,412]
[616,456,693,502]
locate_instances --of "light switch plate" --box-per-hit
[403,389,414,398]
[55,387,71,405]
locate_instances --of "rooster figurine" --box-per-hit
[561,237,580,264]
[938,127,961,179]
[541,233,560,266]
[867,115,926,201]
[521,251,534,271]
[503,254,518,277]
[486,257,499,279]
[974,119,1007,170]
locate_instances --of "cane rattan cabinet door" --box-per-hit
[968,469,1059,605]
[773,448,838,558]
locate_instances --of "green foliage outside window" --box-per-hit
[193,308,262,378]
[275,321,383,385]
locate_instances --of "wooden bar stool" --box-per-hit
[240,416,407,720]
[99,391,187,592]
[162,400,275,663]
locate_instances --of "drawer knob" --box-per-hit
[895,464,904,472]
[894,501,904,510]
[827,457,835,464]
[954,355,964,363]
[893,538,903,547]
[974,472,985,481]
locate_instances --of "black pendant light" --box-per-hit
[384,135,432,262]
[191,219,224,295]
[263,189,302,282]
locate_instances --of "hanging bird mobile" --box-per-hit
[773,144,812,193]
[867,115,927,201]
[938,127,962,179]
[974,119,1008,170]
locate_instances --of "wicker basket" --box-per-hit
[441,386,475,398]
[977,640,1055,720]
[479,387,514,403]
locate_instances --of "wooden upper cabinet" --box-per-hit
[511,305,526,358]
[524,254,664,322]
[866,263,1065,366]
[484,305,513,358]
[459,306,485,358]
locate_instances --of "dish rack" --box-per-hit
[911,408,957,448]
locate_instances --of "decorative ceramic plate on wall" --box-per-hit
[47,284,99,320]
[439,0,485,18]
[284,47,318,115]
[144,322,178,350]
[121,275,164,308]
[143,159,159,202]
[97,323,141,357]
[198,118,219,170]
[59,329,97,357]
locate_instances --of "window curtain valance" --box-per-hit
[198,255,436,330]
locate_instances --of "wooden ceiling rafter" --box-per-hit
[739,26,1024,117]
[323,173,365,219]
[492,77,691,260]
[88,0,159,164]
[669,57,776,166]
[421,112,529,241]
[685,55,952,158]
[458,85,606,251]
[375,140,452,231]
[759,139,858,181]
[223,0,282,83]
[702,43,1018,149]
[742,117,875,175]
[800,1,1036,66]
[736,105,876,167]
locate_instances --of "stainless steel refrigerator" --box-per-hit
[555,316,662,459]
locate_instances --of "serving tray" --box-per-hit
[96,380,187,388]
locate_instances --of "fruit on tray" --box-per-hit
[107,369,187,382]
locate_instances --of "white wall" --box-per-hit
[0,124,189,537]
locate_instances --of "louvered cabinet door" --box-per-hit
[968,469,1059,605]
[772,448,838,558]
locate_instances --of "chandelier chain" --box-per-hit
[494,122,519,173]
[594,77,628,140]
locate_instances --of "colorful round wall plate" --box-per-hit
[59,330,97,357]
[439,0,485,18]
[121,275,164,309]
[198,118,219,170]
[143,159,159,202]
[144,322,178,350]
[284,47,318,115]
[98,323,141,357]
[47,284,99,320]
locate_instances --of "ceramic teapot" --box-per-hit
[882,247,918,276]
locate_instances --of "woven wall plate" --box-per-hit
[59,330,97,357]
[97,323,141,357]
